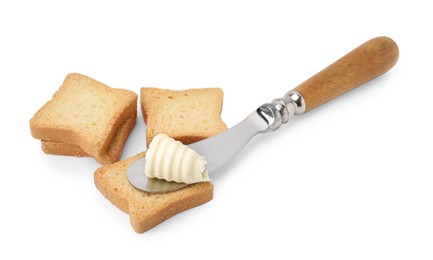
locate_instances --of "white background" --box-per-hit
[1,0,432,259]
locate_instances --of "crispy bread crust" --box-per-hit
[41,116,136,164]
[41,140,91,157]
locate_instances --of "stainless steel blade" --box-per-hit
[127,91,305,193]
[189,109,270,175]
[127,156,187,192]
[127,110,268,192]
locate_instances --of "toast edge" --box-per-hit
[40,115,136,164]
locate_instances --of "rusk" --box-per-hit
[30,73,137,164]
[140,87,227,147]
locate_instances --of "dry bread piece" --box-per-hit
[94,152,213,233]
[30,73,137,164]
[140,87,227,147]
[41,116,136,163]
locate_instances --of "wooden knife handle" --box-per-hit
[295,36,399,112]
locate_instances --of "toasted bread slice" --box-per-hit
[140,87,227,147]
[30,73,137,163]
[41,116,136,163]
[94,152,213,233]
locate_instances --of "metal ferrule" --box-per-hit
[257,90,306,132]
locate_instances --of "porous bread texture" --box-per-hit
[140,87,227,147]
[30,73,137,164]
[41,140,91,157]
[41,115,136,163]
[94,152,213,233]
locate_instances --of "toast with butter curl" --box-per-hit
[94,152,213,233]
